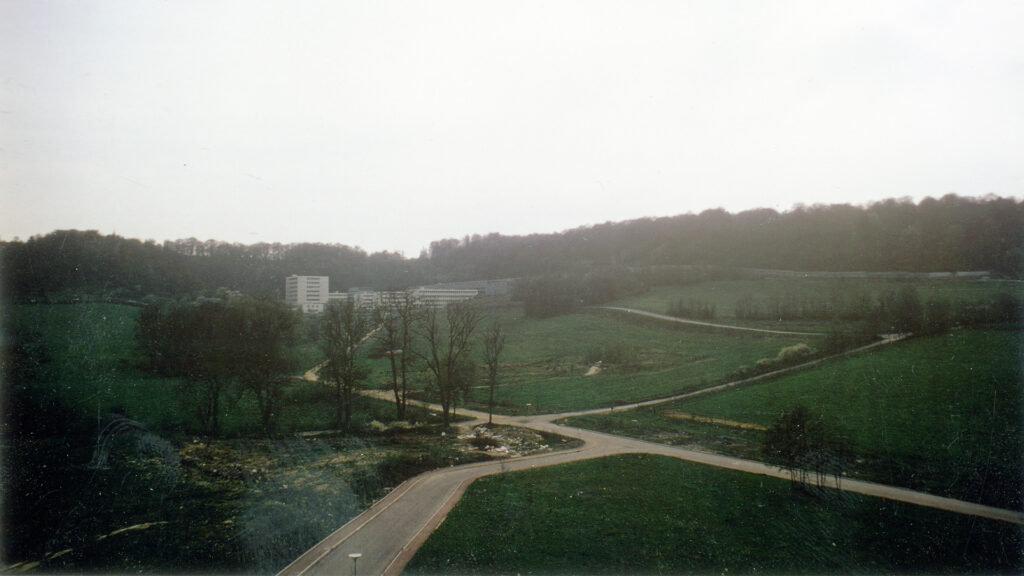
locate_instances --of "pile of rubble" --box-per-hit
[460,424,551,457]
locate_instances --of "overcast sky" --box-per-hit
[2,1,1022,255]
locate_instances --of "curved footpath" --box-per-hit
[601,306,826,336]
[280,396,1024,576]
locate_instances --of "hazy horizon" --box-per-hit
[4,192,1016,256]
[3,1,1022,255]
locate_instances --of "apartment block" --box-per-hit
[285,275,329,313]
[285,275,480,313]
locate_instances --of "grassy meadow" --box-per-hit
[405,454,1022,575]
[398,308,817,414]
[569,329,1024,510]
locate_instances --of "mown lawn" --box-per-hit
[570,330,1024,510]
[405,454,1022,575]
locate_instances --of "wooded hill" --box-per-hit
[2,194,1021,301]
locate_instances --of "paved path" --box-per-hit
[601,306,826,336]
[280,394,1024,576]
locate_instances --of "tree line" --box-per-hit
[3,195,1021,305]
[670,287,1021,334]
[1,231,435,302]
[428,194,1024,278]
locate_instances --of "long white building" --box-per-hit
[285,275,478,313]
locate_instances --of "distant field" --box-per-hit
[610,277,1024,331]
[422,309,813,414]
[405,454,1021,575]
[570,330,1024,510]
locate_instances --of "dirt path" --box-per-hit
[601,306,826,336]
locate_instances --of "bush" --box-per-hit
[751,343,815,375]
[777,343,812,363]
[584,342,640,370]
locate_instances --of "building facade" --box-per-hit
[285,275,329,313]
[285,275,479,313]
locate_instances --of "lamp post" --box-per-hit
[348,552,362,576]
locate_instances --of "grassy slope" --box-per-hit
[448,309,813,414]
[571,330,1024,509]
[406,454,1022,575]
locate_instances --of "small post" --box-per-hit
[348,552,362,576]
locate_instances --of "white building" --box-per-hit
[411,287,478,308]
[285,275,329,313]
[286,275,479,313]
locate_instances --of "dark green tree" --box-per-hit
[763,405,851,492]
[235,296,299,433]
[134,299,243,434]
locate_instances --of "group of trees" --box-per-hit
[762,405,852,492]
[135,295,300,433]
[661,287,1021,340]
[513,266,646,318]
[369,295,503,427]
[325,296,511,428]
[136,289,505,434]
[1,230,435,303]
[319,300,370,429]
[668,298,717,320]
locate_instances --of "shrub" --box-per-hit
[777,343,812,363]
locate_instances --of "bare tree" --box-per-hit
[418,302,481,427]
[374,291,420,420]
[482,319,505,425]
[320,299,370,429]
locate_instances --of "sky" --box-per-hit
[2,1,1022,256]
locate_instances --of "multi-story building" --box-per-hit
[285,275,329,313]
[411,287,478,308]
[285,275,480,313]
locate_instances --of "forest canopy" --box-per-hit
[2,194,1021,302]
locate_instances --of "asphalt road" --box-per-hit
[279,395,1024,576]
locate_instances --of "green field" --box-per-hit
[610,277,1024,331]
[405,454,1022,575]
[569,330,1024,510]
[400,309,814,414]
